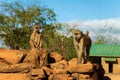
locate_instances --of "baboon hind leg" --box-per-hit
[82,52,86,64]
[85,46,90,63]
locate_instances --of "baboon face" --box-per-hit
[34,25,41,33]
[72,30,83,42]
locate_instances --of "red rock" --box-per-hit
[0,49,24,64]
[41,66,51,75]
[52,74,69,80]
[68,77,75,80]
[68,58,77,65]
[24,49,47,68]
[79,74,90,80]
[72,73,79,80]
[0,62,32,73]
[50,60,67,69]
[48,75,54,80]
[52,68,66,75]
[65,63,94,73]
[50,52,64,62]
[0,73,30,80]
[30,69,45,79]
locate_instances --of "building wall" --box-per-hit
[101,58,109,73]
[113,58,120,73]
[117,58,120,64]
[101,58,120,73]
[113,64,120,73]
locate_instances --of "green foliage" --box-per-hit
[0,2,56,49]
[0,1,77,60]
[94,36,106,44]
[41,23,77,60]
[64,36,77,60]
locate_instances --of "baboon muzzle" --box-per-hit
[75,36,80,42]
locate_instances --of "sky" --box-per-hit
[41,0,120,22]
[41,0,120,43]
[1,0,120,22]
[0,0,120,22]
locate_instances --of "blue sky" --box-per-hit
[41,0,120,22]
[1,0,120,22]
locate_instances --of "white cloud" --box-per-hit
[65,18,120,44]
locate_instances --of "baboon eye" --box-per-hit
[36,27,40,29]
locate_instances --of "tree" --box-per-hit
[0,1,77,60]
[51,24,77,60]
[0,1,56,49]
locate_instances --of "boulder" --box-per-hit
[0,49,25,64]
[68,58,77,65]
[29,69,46,79]
[49,52,64,62]
[0,62,32,73]
[0,73,30,80]
[24,48,47,68]
[72,73,79,80]
[66,63,94,74]
[48,75,54,80]
[41,66,51,75]
[79,74,90,80]
[67,77,75,80]
[39,49,48,68]
[52,74,69,80]
[52,68,66,75]
[50,60,67,69]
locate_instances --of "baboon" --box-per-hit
[24,24,48,68]
[72,30,92,64]
[30,24,42,49]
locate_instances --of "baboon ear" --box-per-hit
[80,30,83,34]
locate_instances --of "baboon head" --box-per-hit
[72,30,83,42]
[34,24,41,33]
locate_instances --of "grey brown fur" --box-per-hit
[72,30,92,64]
[30,24,42,49]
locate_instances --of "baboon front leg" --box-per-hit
[77,50,84,64]
[77,39,85,64]
[82,51,86,64]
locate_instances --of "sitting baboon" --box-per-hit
[72,30,92,64]
[30,24,42,49]
[24,24,48,68]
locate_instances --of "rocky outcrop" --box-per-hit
[0,63,32,73]
[0,49,105,80]
[0,49,25,64]
[0,73,30,80]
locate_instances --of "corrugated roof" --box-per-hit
[90,44,120,57]
[104,58,116,62]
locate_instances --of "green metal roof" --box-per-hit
[104,58,116,62]
[90,44,120,57]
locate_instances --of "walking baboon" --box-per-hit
[30,24,42,49]
[72,30,92,64]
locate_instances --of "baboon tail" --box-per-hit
[86,31,89,37]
